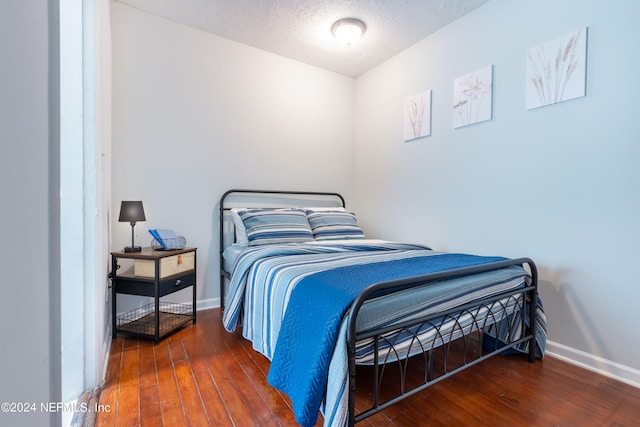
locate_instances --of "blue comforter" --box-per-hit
[266,253,506,427]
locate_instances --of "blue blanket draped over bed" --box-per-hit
[266,253,506,427]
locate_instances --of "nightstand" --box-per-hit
[110,247,197,345]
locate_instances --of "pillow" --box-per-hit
[235,208,314,246]
[305,209,365,241]
[230,208,249,246]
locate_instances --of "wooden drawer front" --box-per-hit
[134,251,195,278]
[159,272,195,297]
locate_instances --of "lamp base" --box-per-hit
[124,246,142,253]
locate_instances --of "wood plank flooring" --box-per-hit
[96,308,640,426]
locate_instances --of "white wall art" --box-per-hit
[526,27,588,110]
[453,65,493,128]
[403,90,431,141]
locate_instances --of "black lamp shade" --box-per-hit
[119,201,145,252]
[119,201,146,224]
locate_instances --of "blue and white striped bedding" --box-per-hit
[223,240,431,351]
[222,240,541,427]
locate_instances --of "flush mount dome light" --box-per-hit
[331,18,366,46]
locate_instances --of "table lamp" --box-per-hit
[119,201,146,252]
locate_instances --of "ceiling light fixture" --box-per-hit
[331,18,366,47]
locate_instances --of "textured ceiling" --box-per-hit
[115,0,490,77]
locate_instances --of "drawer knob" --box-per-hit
[175,279,182,286]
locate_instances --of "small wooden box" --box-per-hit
[134,251,195,278]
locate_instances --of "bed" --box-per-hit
[219,189,546,427]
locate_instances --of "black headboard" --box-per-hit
[218,189,346,307]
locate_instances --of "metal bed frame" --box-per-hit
[219,189,538,426]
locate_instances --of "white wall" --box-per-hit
[111,3,355,308]
[354,0,640,384]
[0,1,60,426]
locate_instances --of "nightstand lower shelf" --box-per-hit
[116,302,193,339]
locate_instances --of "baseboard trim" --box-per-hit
[196,297,220,311]
[545,340,640,389]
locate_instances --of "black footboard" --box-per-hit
[345,258,538,425]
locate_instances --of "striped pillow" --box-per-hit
[236,208,314,246]
[305,209,365,241]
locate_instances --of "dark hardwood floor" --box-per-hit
[96,308,640,426]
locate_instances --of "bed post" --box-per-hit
[347,342,357,427]
[527,259,538,363]
[219,189,234,309]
